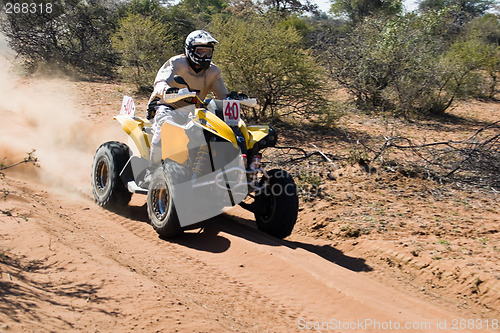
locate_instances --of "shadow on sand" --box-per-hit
[115,197,372,273]
[174,213,371,273]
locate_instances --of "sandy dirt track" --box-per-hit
[1,177,496,333]
[0,60,498,332]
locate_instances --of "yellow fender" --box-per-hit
[114,115,152,159]
[238,119,251,149]
[160,122,190,165]
[195,109,239,149]
[194,110,270,151]
[246,125,270,149]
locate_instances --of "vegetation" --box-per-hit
[210,13,333,122]
[0,150,39,177]
[0,0,499,121]
[330,0,403,23]
[111,13,174,92]
[418,0,496,17]
[0,0,119,76]
[320,10,500,117]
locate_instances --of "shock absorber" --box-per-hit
[250,154,261,171]
[192,144,210,178]
[247,153,262,186]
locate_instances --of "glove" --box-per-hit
[160,87,180,101]
[165,87,179,94]
[227,91,248,100]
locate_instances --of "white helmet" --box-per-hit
[185,30,218,70]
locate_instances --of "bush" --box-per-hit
[330,0,403,23]
[0,0,119,76]
[418,0,496,18]
[325,14,441,115]
[441,38,499,100]
[323,11,499,117]
[111,13,174,92]
[209,14,337,124]
[461,14,500,98]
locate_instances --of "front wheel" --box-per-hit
[255,169,299,239]
[147,160,189,239]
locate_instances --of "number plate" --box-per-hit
[223,100,240,126]
[120,96,136,117]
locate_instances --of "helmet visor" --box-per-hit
[194,46,213,58]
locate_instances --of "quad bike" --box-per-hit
[91,75,299,239]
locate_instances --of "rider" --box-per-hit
[147,30,229,164]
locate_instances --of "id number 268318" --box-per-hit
[4,2,53,14]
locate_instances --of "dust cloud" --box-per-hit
[0,57,122,198]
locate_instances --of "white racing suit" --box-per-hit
[148,54,229,164]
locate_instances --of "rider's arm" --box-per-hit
[152,69,172,101]
[151,56,183,102]
[210,67,229,99]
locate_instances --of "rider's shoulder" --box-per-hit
[169,54,188,65]
[160,54,187,69]
[207,62,222,74]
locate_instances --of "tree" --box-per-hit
[225,0,319,17]
[440,38,499,101]
[209,14,336,124]
[418,0,497,17]
[0,0,119,75]
[470,13,500,45]
[330,0,403,23]
[111,13,174,92]
[260,0,319,16]
[118,0,169,17]
[225,0,263,16]
[465,14,500,98]
[442,15,500,100]
[322,11,497,117]
[176,0,228,22]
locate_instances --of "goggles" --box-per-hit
[194,46,213,58]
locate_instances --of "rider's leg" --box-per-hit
[150,105,174,164]
[138,106,174,188]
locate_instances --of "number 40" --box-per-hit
[224,101,239,120]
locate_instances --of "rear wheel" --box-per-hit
[147,160,189,238]
[255,169,298,239]
[91,141,132,209]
